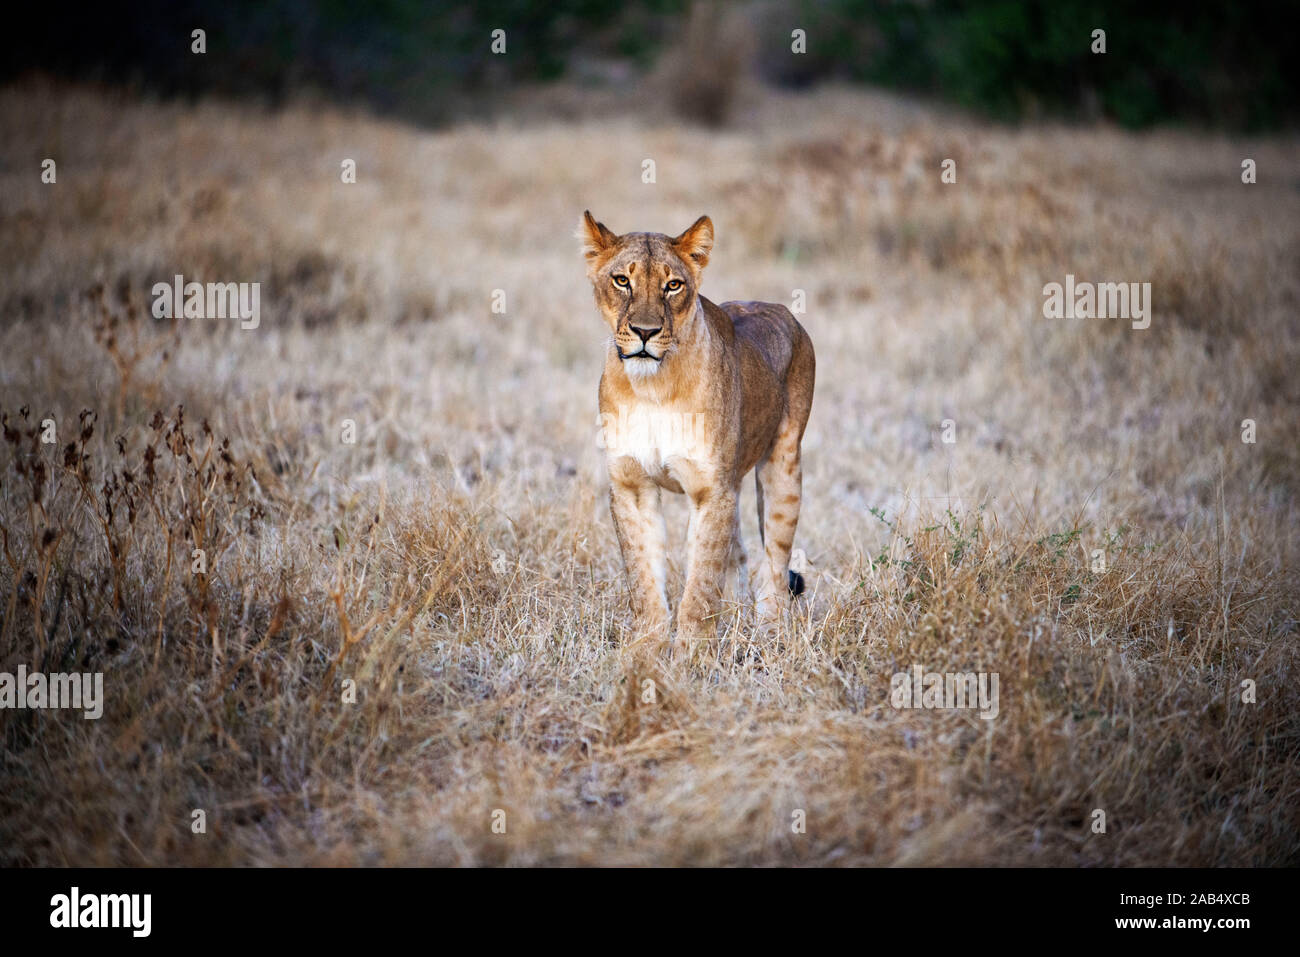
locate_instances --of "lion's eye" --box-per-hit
[613,275,630,288]
[665,279,683,293]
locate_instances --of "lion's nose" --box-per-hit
[631,324,661,343]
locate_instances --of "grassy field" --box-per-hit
[1,80,1298,865]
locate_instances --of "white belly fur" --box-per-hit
[603,402,706,482]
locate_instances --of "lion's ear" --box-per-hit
[672,215,714,272]
[578,210,617,263]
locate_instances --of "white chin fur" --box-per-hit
[623,357,663,379]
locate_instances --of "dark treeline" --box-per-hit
[2,0,1295,129]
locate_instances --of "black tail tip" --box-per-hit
[788,570,805,596]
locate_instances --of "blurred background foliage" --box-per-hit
[780,0,1298,129]
[3,0,1295,129]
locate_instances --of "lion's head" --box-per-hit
[578,211,714,378]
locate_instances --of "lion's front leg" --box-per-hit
[608,459,669,639]
[678,486,738,644]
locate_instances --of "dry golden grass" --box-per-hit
[1,80,1297,865]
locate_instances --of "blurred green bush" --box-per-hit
[784,0,1297,130]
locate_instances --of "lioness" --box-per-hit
[580,211,815,643]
